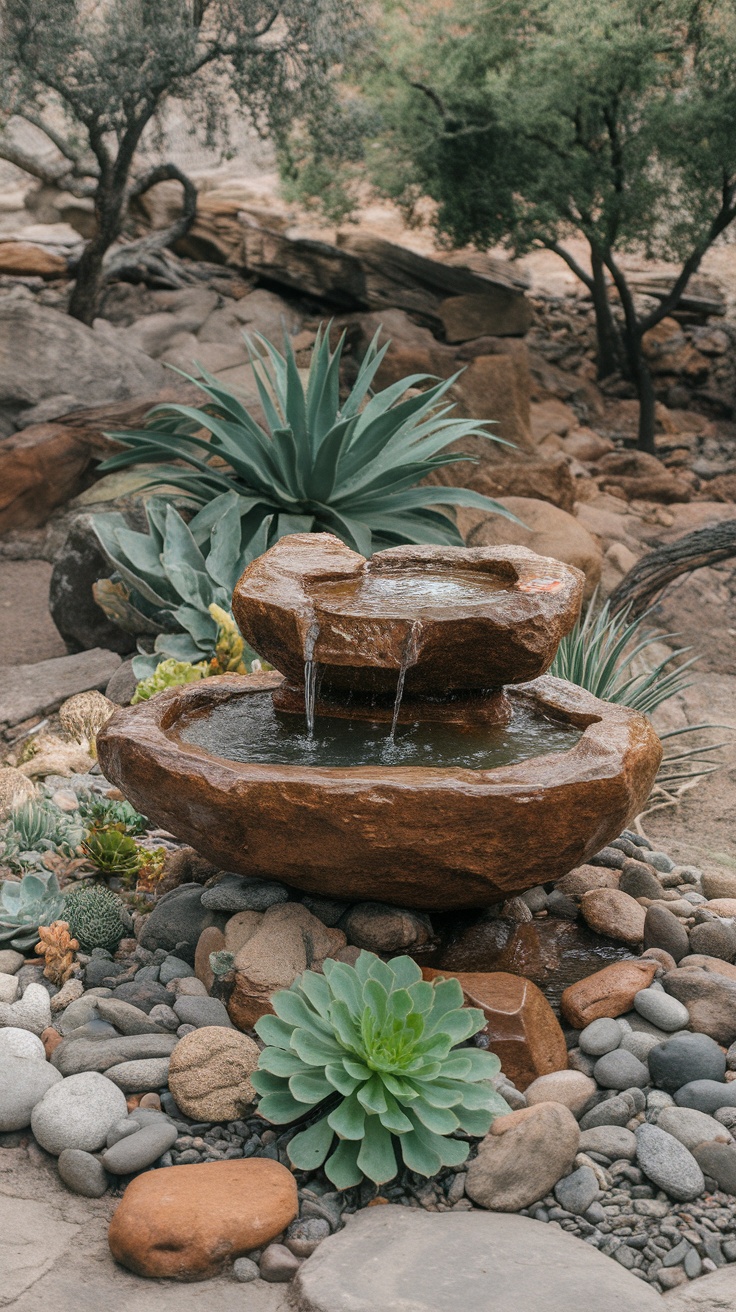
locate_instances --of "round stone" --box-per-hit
[648,852,675,874]
[523,1070,596,1116]
[101,1120,178,1174]
[648,1033,727,1092]
[0,1054,63,1131]
[158,956,196,985]
[0,981,52,1034]
[579,1019,622,1057]
[593,1049,650,1090]
[578,1125,637,1161]
[0,1027,46,1060]
[633,989,690,1033]
[286,1218,332,1258]
[553,1165,599,1215]
[635,1124,705,1200]
[102,1058,171,1092]
[673,1080,736,1115]
[233,1257,259,1283]
[688,920,736,963]
[57,1148,109,1197]
[31,1071,128,1154]
[656,1106,732,1152]
[466,1103,580,1211]
[643,906,690,962]
[168,1026,259,1121]
[619,1031,662,1063]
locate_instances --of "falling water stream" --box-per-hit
[389,620,422,742]
[303,621,320,740]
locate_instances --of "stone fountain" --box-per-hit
[98,533,662,911]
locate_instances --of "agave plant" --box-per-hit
[93,492,268,678]
[0,800,84,874]
[0,869,67,950]
[96,325,514,557]
[252,951,509,1188]
[81,829,143,883]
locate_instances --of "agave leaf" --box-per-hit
[399,1123,443,1177]
[456,1106,497,1136]
[288,1114,335,1171]
[411,1099,460,1136]
[258,1048,306,1078]
[324,1063,361,1097]
[356,1073,388,1116]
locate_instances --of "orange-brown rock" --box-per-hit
[464,497,602,600]
[557,865,620,898]
[0,241,67,277]
[40,1026,63,1059]
[227,903,346,1030]
[678,955,736,982]
[422,968,567,1090]
[108,1158,298,1280]
[465,455,576,514]
[580,888,646,945]
[561,959,659,1029]
[232,534,584,696]
[194,926,226,992]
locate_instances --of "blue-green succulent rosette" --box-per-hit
[252,950,510,1188]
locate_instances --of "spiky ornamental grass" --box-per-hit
[97,325,514,557]
[252,952,510,1189]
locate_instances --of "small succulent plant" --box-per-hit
[78,792,148,836]
[63,885,128,953]
[253,952,510,1188]
[0,800,83,873]
[0,869,67,950]
[81,829,143,882]
[135,846,167,893]
[35,920,79,985]
[131,657,208,704]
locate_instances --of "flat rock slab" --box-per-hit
[663,1263,736,1308]
[293,1206,662,1312]
[0,647,121,726]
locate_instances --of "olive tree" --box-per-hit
[0,0,355,323]
[336,0,736,452]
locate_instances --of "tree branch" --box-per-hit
[15,112,85,166]
[103,162,198,278]
[546,239,595,290]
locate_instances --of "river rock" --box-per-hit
[108,1158,299,1279]
[0,1026,46,1060]
[578,1126,637,1160]
[524,1070,596,1115]
[95,997,168,1035]
[557,865,620,897]
[578,1018,622,1057]
[0,973,19,1003]
[635,1124,705,1200]
[200,875,289,913]
[173,996,233,1029]
[561,960,658,1028]
[158,955,196,985]
[648,1032,727,1092]
[224,910,263,955]
[57,1147,109,1197]
[194,925,226,991]
[619,861,664,901]
[137,883,229,964]
[702,871,736,900]
[688,920,736,962]
[553,1165,599,1215]
[663,968,736,1044]
[620,1029,665,1062]
[644,905,691,963]
[57,994,102,1034]
[633,988,690,1032]
[673,1080,736,1115]
[339,903,432,953]
[678,954,736,980]
[103,1058,171,1092]
[593,1049,650,1090]
[32,1070,128,1153]
[0,981,51,1034]
[293,1206,663,1312]
[466,1102,580,1210]
[691,1142,736,1195]
[227,903,347,1031]
[579,889,646,945]
[101,1120,178,1174]
[167,1026,259,1121]
[421,969,567,1091]
[113,980,176,1012]
[657,1106,732,1151]
[579,1092,637,1131]
[0,1053,63,1130]
[51,1032,179,1076]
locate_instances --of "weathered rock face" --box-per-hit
[560,960,660,1029]
[98,673,662,910]
[227,903,346,1030]
[107,1158,298,1280]
[167,1026,259,1120]
[464,497,603,600]
[232,534,584,697]
[422,969,568,1091]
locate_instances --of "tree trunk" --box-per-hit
[68,234,110,324]
[619,321,656,454]
[590,249,621,379]
[609,519,736,616]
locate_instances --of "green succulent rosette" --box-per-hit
[252,951,511,1188]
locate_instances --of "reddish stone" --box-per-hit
[422,968,567,1090]
[560,959,659,1029]
[108,1159,298,1280]
[194,925,226,992]
[40,1026,62,1059]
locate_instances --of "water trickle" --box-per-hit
[303,620,320,739]
[389,620,422,742]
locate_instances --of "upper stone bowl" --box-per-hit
[232,534,584,697]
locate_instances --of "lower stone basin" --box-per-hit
[97,672,662,911]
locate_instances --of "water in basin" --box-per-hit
[311,567,509,618]
[178,691,583,769]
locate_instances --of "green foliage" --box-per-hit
[252,951,509,1188]
[81,829,143,882]
[93,493,267,679]
[97,325,513,559]
[0,800,83,873]
[78,792,147,836]
[0,869,67,950]
[132,658,208,703]
[63,884,127,953]
[549,594,697,715]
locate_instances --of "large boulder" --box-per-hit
[465,1101,580,1210]
[449,352,534,453]
[463,496,602,598]
[0,298,168,432]
[227,903,347,1031]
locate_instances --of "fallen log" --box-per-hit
[609,520,736,616]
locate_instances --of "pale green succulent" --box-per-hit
[0,869,66,950]
[0,800,83,874]
[252,951,510,1188]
